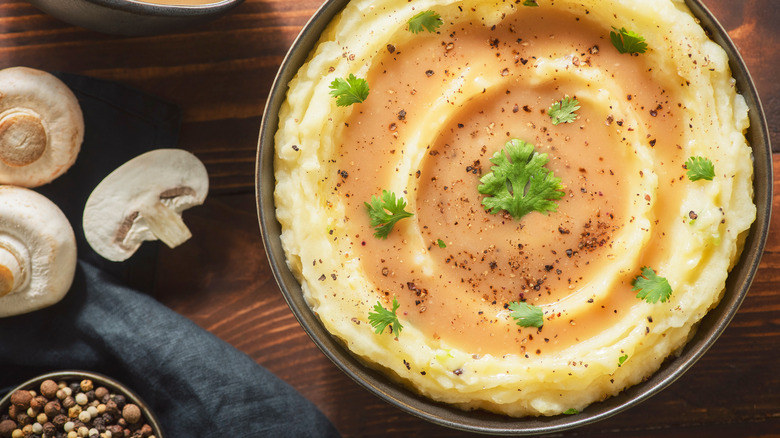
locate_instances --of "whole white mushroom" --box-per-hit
[0,186,77,317]
[83,149,209,262]
[0,67,84,187]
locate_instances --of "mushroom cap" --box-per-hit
[0,66,84,187]
[0,185,77,317]
[83,148,209,262]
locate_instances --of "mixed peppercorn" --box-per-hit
[0,378,156,438]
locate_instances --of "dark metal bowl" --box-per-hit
[256,0,772,434]
[26,0,243,36]
[0,370,164,436]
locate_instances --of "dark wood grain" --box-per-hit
[1,1,778,436]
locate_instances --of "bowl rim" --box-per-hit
[0,370,164,437]
[255,0,773,434]
[76,0,242,15]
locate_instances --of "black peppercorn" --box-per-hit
[10,391,31,410]
[42,422,56,435]
[105,400,119,416]
[39,380,58,399]
[0,419,16,437]
[15,413,30,426]
[44,401,61,418]
[113,395,126,410]
[52,414,67,427]
[94,388,109,402]
[30,396,46,412]
[92,416,105,431]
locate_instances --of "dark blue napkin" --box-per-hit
[0,74,340,437]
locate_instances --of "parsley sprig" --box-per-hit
[365,190,414,239]
[685,156,715,181]
[631,267,673,303]
[407,10,443,34]
[329,74,369,106]
[368,297,403,337]
[548,96,580,125]
[478,139,565,220]
[610,27,648,54]
[508,301,544,328]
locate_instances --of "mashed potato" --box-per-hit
[274,0,755,416]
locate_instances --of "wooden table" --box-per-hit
[1,0,777,436]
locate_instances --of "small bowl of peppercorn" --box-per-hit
[0,371,162,438]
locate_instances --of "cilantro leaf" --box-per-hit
[437,239,447,248]
[368,297,403,337]
[563,408,579,415]
[329,74,369,106]
[508,301,544,328]
[407,10,443,34]
[631,266,672,303]
[478,139,565,220]
[610,27,648,54]
[365,190,414,239]
[548,96,580,125]
[522,0,539,6]
[618,354,628,366]
[685,156,715,181]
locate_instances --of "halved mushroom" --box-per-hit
[0,186,77,317]
[0,67,84,187]
[83,149,209,262]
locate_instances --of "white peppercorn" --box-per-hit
[31,422,42,435]
[78,410,91,423]
[75,394,88,406]
[64,421,75,432]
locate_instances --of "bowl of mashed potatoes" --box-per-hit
[257,0,771,433]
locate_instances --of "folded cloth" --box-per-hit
[0,74,340,437]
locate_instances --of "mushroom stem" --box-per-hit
[0,109,48,167]
[0,245,23,298]
[139,201,193,249]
